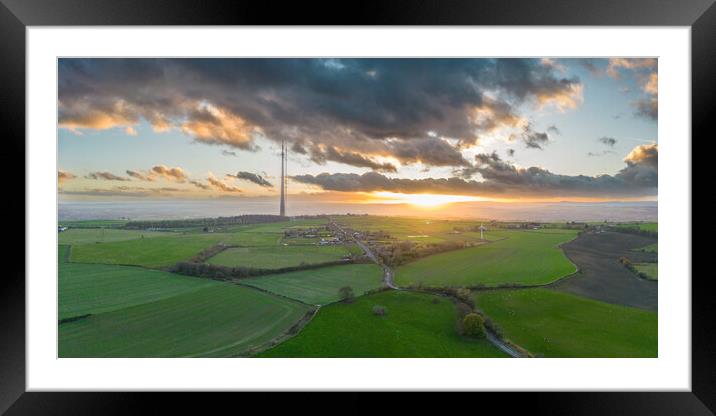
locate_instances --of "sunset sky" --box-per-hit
[58,58,657,206]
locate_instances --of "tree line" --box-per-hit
[168,259,354,281]
[124,215,286,230]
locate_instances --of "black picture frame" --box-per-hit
[1,0,708,413]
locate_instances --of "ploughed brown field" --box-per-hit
[553,231,657,311]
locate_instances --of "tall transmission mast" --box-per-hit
[280,139,286,217]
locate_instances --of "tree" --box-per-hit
[338,286,355,303]
[462,313,486,338]
[456,288,471,301]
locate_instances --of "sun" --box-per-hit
[370,192,483,207]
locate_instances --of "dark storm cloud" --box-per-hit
[308,146,398,173]
[598,136,617,147]
[228,171,274,188]
[58,58,583,170]
[294,145,657,198]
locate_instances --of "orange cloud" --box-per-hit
[624,143,658,168]
[643,72,658,95]
[58,170,76,183]
[606,58,657,79]
[536,83,583,111]
[181,103,257,150]
[206,173,242,193]
[149,165,188,182]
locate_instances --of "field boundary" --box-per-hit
[168,258,356,281]
[402,286,532,358]
[231,281,315,307]
[237,307,320,357]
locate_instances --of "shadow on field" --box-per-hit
[552,231,657,311]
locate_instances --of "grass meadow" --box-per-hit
[474,288,658,357]
[395,230,578,287]
[635,263,658,280]
[239,264,384,305]
[207,244,356,269]
[260,290,507,358]
[59,228,174,245]
[59,284,309,357]
[59,245,216,320]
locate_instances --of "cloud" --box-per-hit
[546,125,561,135]
[221,150,237,157]
[58,170,76,183]
[126,170,154,181]
[125,165,188,182]
[587,150,616,157]
[206,173,241,193]
[506,149,515,157]
[598,58,657,121]
[58,58,585,170]
[634,99,657,120]
[60,185,186,198]
[598,136,617,147]
[624,143,658,169]
[634,72,658,120]
[308,145,398,172]
[521,129,550,150]
[294,146,657,199]
[149,165,188,182]
[85,171,130,181]
[189,180,211,190]
[180,103,258,150]
[228,171,273,188]
[606,58,657,79]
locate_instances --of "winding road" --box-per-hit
[330,220,525,358]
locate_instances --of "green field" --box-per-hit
[59,245,217,320]
[60,284,310,357]
[59,228,174,245]
[59,219,129,228]
[474,289,657,357]
[635,263,658,280]
[239,264,384,305]
[260,290,507,358]
[69,233,229,268]
[207,244,356,269]
[617,222,658,233]
[635,243,658,253]
[395,230,578,287]
[333,215,490,243]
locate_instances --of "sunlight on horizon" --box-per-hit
[368,192,487,207]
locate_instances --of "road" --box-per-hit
[485,331,524,358]
[330,220,398,289]
[330,219,524,358]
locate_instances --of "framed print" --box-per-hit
[2,0,710,413]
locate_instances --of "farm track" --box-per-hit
[332,220,526,358]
